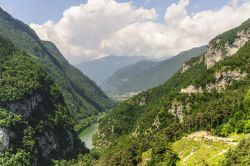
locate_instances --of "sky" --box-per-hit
[0,0,230,24]
[1,0,250,64]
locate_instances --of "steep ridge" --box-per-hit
[0,36,87,165]
[0,8,114,121]
[93,19,250,165]
[103,46,207,98]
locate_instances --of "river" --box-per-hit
[79,123,99,149]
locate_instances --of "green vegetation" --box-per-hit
[0,7,250,166]
[211,18,250,48]
[223,136,250,165]
[53,149,101,166]
[0,8,114,124]
[172,132,240,166]
[0,109,34,166]
[103,46,207,97]
[92,22,250,165]
[75,115,99,133]
[0,50,47,102]
[0,36,87,165]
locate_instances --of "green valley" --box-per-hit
[1,1,250,166]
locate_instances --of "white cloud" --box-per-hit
[165,0,189,23]
[30,0,157,64]
[30,0,250,64]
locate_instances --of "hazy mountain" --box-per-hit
[103,46,207,98]
[76,55,146,86]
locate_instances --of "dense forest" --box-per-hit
[0,36,88,165]
[0,7,114,134]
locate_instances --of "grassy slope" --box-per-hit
[173,131,249,166]
[223,136,250,166]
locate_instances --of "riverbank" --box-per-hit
[78,112,108,149]
[79,123,99,149]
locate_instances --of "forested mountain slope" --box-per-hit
[93,19,250,165]
[103,46,207,97]
[0,7,114,121]
[0,36,88,165]
[102,60,158,97]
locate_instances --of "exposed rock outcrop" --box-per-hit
[96,119,114,148]
[169,101,184,123]
[207,70,247,92]
[205,28,250,68]
[0,128,9,151]
[181,85,203,94]
[38,130,83,160]
[7,94,43,118]
[2,91,86,163]
[181,70,247,94]
[152,115,161,129]
[181,63,191,73]
[38,131,58,159]
[138,97,146,106]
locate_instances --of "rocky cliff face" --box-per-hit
[4,92,83,161]
[205,28,250,68]
[0,128,9,151]
[38,131,59,160]
[181,63,191,73]
[138,97,146,106]
[168,101,184,123]
[181,85,203,94]
[38,130,79,160]
[181,70,247,94]
[0,38,86,165]
[207,70,247,92]
[7,94,43,119]
[95,119,114,148]
[3,91,85,165]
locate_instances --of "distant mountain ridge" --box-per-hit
[103,46,207,98]
[76,55,147,86]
